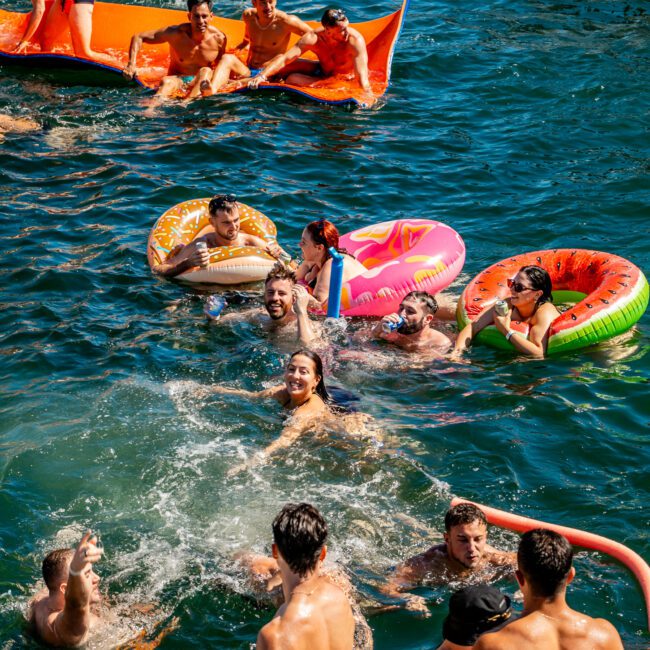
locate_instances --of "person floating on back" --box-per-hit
[474,528,624,650]
[248,8,372,98]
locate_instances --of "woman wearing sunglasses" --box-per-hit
[453,265,560,358]
[295,219,367,309]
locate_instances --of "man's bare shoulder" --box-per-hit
[348,28,367,48]
[474,617,536,650]
[205,26,226,44]
[406,543,447,568]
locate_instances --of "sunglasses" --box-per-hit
[507,278,533,293]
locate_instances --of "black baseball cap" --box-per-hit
[442,585,512,646]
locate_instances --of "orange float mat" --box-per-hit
[451,497,650,630]
[0,0,408,106]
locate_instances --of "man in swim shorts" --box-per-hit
[29,531,104,647]
[122,0,226,101]
[40,0,117,65]
[254,502,373,650]
[152,194,287,278]
[382,504,516,615]
[248,8,372,95]
[374,291,453,355]
[202,0,311,94]
[474,529,623,650]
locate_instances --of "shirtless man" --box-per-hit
[474,528,624,650]
[123,0,226,101]
[30,531,103,647]
[248,8,371,95]
[203,0,311,94]
[218,263,317,346]
[152,194,286,278]
[383,504,516,615]
[256,502,372,650]
[373,291,452,355]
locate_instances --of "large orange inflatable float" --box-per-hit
[0,0,408,106]
[457,249,649,354]
[451,497,650,630]
[148,198,277,284]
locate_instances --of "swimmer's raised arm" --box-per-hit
[124,26,178,79]
[248,31,318,89]
[292,285,316,346]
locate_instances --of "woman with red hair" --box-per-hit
[296,219,367,308]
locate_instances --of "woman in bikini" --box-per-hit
[453,265,560,359]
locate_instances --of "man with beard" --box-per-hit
[382,504,516,616]
[216,263,317,347]
[30,532,104,647]
[373,291,452,355]
[152,195,286,278]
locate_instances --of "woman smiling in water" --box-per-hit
[453,265,560,358]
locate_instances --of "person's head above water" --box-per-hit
[442,584,512,648]
[300,219,342,264]
[444,503,489,570]
[396,291,438,335]
[517,528,574,598]
[264,263,296,321]
[508,265,553,309]
[208,194,241,243]
[42,547,101,603]
[187,0,212,12]
[272,502,328,577]
[285,349,329,403]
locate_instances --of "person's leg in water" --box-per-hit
[144,75,185,115]
[186,67,213,99]
[205,54,250,95]
[68,1,117,65]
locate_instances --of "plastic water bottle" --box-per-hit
[494,299,509,316]
[382,316,405,333]
[204,295,227,320]
[195,241,209,268]
[264,234,292,263]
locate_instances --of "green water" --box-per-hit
[0,0,648,647]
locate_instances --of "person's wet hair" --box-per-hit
[519,265,553,305]
[187,0,212,11]
[305,219,352,260]
[42,548,74,591]
[444,503,488,532]
[518,528,573,598]
[321,8,347,27]
[265,261,296,286]
[272,503,328,577]
[208,193,238,216]
[403,291,438,316]
[289,349,329,402]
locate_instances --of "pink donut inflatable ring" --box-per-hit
[323,219,466,317]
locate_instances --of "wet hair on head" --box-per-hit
[187,0,212,11]
[444,503,488,532]
[304,219,352,261]
[402,291,438,316]
[518,528,573,598]
[42,548,74,591]
[289,349,329,402]
[208,193,237,216]
[519,265,553,304]
[272,502,328,577]
[321,8,347,26]
[265,261,296,286]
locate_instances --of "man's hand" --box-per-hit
[404,594,430,617]
[68,531,103,579]
[187,243,210,268]
[14,40,30,54]
[265,240,283,259]
[123,63,138,81]
[248,73,267,90]
[380,313,402,330]
[292,285,310,316]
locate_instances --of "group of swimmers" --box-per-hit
[14,0,374,107]
[27,192,626,648]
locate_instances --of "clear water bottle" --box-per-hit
[494,299,509,316]
[195,240,209,268]
[204,295,227,320]
[382,316,405,333]
[264,234,292,263]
